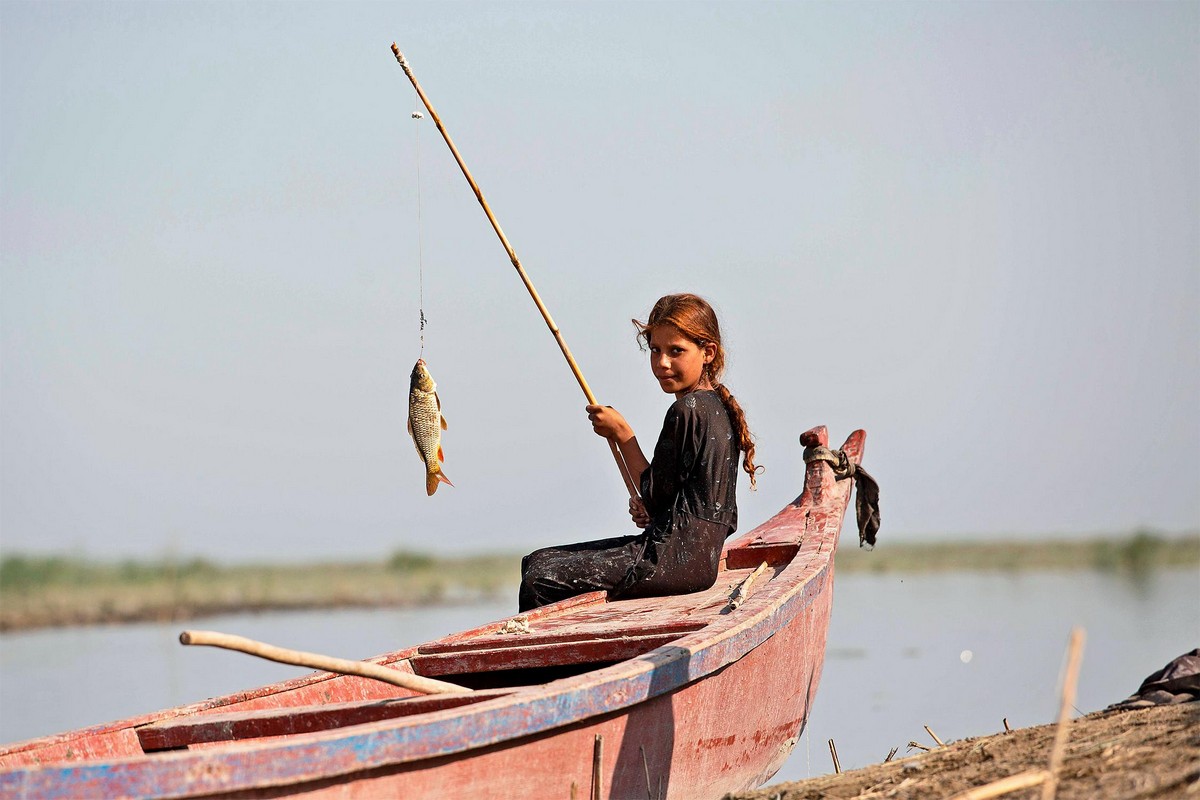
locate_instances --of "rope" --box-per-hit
[801,445,855,478]
[801,443,881,549]
[413,102,427,355]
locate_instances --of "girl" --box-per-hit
[518,293,760,612]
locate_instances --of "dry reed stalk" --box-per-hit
[727,562,770,610]
[1042,627,1086,800]
[640,745,654,800]
[925,725,945,747]
[946,627,1087,800]
[948,769,1049,800]
[592,734,604,800]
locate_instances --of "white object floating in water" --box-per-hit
[960,649,974,664]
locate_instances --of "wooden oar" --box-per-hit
[179,629,468,694]
[390,42,640,500]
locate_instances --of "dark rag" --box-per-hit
[804,445,882,548]
[1107,649,1200,710]
[850,463,881,548]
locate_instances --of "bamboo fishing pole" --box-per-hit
[390,42,639,500]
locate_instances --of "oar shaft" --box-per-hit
[180,629,468,695]
[391,43,638,499]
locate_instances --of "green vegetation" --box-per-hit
[1,533,1195,632]
[0,550,519,632]
[836,530,1199,575]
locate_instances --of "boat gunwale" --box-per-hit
[1,430,865,799]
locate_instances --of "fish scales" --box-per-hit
[407,359,453,496]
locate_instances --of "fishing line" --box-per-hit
[390,43,640,500]
[412,96,427,356]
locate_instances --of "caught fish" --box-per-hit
[408,358,453,496]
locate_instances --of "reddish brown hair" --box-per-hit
[634,293,761,490]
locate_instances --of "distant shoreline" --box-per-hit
[833,531,1199,574]
[2,533,1195,633]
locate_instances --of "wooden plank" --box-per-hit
[420,577,761,656]
[137,690,513,752]
[416,592,609,653]
[410,633,687,676]
[724,541,799,570]
[419,618,706,655]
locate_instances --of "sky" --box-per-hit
[2,1,1197,562]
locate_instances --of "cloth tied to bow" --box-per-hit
[803,445,881,548]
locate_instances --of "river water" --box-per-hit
[1,568,1196,784]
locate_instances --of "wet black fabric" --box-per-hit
[519,390,739,612]
[1107,649,1200,709]
[851,463,881,547]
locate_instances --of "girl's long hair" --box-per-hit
[634,293,761,490]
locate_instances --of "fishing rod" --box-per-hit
[390,42,640,500]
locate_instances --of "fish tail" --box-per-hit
[426,468,453,496]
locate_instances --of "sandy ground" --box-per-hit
[728,702,1199,800]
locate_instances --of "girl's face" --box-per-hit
[647,324,717,398]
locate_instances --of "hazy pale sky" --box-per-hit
[2,1,1197,561]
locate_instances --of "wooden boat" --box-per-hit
[0,426,865,799]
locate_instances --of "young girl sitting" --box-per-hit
[518,293,760,612]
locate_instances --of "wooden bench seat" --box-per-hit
[409,566,767,676]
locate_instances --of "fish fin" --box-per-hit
[406,417,412,435]
[426,469,453,495]
[435,393,447,427]
[437,445,445,463]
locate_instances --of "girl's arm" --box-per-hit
[585,404,651,488]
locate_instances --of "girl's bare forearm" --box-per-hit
[615,435,650,483]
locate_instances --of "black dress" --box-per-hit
[518,390,739,611]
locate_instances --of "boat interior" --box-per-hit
[3,532,804,766]
[132,557,785,753]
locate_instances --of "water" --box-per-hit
[0,601,513,747]
[1,569,1196,785]
[794,568,1199,780]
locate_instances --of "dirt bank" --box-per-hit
[728,702,1199,800]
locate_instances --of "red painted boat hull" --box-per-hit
[0,427,864,799]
